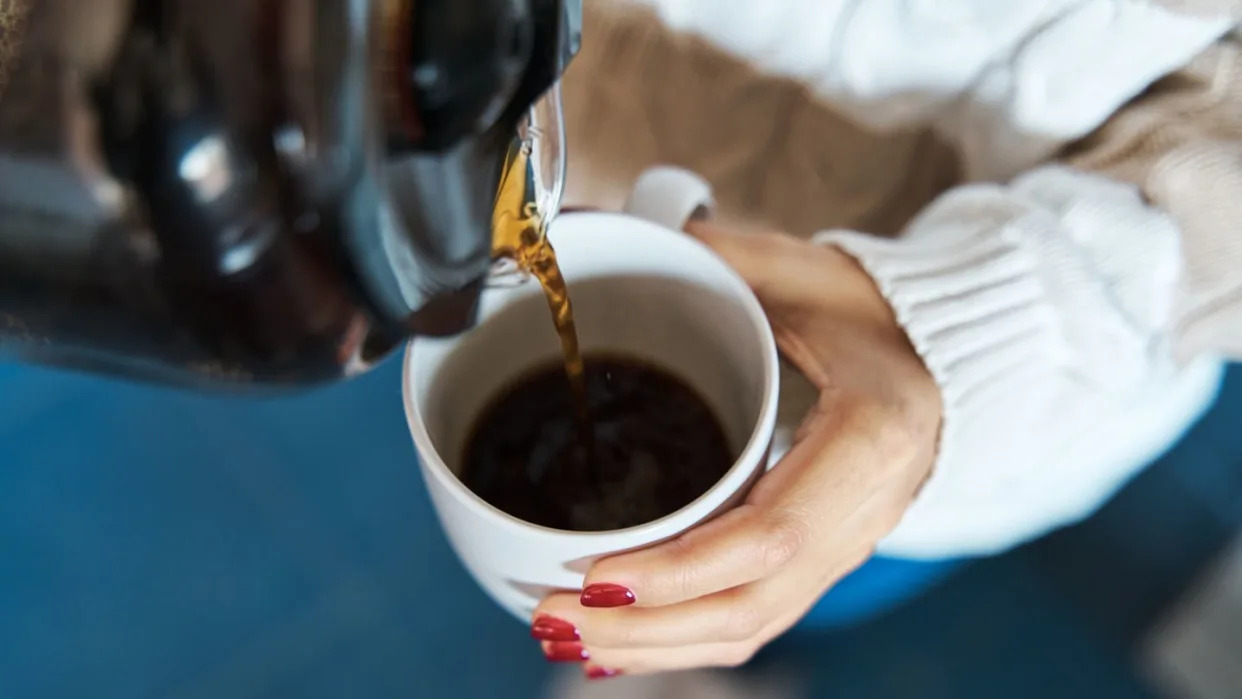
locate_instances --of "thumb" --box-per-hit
[684,220,802,302]
[686,219,861,313]
[685,219,907,344]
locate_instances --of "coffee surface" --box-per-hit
[461,355,734,532]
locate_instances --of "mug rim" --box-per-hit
[401,210,780,543]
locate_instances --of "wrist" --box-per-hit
[815,243,943,461]
[819,245,915,346]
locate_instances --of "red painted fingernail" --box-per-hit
[531,616,580,642]
[586,666,623,681]
[543,641,590,663]
[580,583,636,608]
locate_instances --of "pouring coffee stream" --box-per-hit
[489,135,594,456]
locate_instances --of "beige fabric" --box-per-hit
[1063,39,1242,183]
[1063,38,1242,359]
[560,3,961,238]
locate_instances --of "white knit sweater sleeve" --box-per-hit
[817,166,1232,559]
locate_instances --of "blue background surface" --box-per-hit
[0,359,1238,698]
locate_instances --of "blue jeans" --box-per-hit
[0,360,957,698]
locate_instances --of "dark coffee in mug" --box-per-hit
[461,354,734,532]
[482,141,733,531]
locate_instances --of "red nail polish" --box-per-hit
[531,616,580,642]
[580,583,636,608]
[586,666,623,681]
[543,641,590,663]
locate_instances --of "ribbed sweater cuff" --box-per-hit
[813,227,1062,486]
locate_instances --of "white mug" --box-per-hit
[402,168,780,622]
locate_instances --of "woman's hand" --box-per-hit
[530,222,943,679]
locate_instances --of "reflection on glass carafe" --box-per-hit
[0,0,582,390]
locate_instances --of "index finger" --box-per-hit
[578,423,839,609]
[579,502,807,609]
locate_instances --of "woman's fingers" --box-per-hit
[534,542,873,652]
[539,604,800,676]
[543,637,755,676]
[579,501,809,609]
[575,411,851,610]
[536,578,781,651]
[536,573,844,680]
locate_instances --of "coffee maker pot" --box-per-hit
[0,0,580,388]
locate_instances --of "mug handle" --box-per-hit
[623,167,716,232]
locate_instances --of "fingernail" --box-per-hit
[586,666,623,681]
[580,583,636,608]
[543,641,590,663]
[531,616,580,642]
